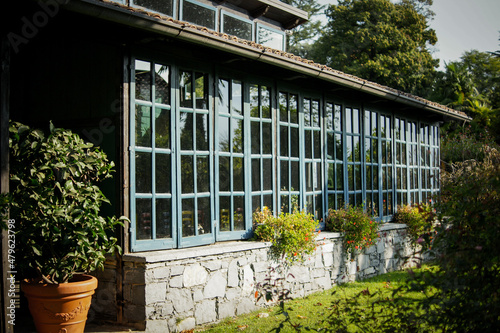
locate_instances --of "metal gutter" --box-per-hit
[63,0,470,122]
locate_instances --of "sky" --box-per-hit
[316,0,500,70]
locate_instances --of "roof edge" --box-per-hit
[62,0,470,122]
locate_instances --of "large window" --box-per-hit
[132,0,174,16]
[221,12,253,41]
[257,24,285,50]
[129,58,442,251]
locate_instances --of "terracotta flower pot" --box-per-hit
[21,274,98,333]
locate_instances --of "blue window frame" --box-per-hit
[278,91,301,213]
[131,59,176,251]
[303,97,323,219]
[131,0,175,17]
[364,109,380,216]
[379,114,394,218]
[181,0,217,31]
[256,24,285,51]
[345,107,363,207]
[215,78,247,239]
[325,102,344,211]
[249,83,274,213]
[395,117,409,206]
[221,11,253,41]
[407,120,420,204]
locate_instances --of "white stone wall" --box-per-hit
[91,223,415,332]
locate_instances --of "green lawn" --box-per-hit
[198,266,436,332]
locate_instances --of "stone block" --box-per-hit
[204,271,227,298]
[183,264,208,287]
[288,266,310,283]
[169,275,183,288]
[236,298,257,316]
[193,289,204,302]
[145,319,170,333]
[202,260,222,271]
[175,317,195,332]
[252,261,269,273]
[167,288,193,313]
[146,282,166,304]
[195,300,217,325]
[241,265,254,295]
[225,287,240,300]
[315,276,332,290]
[364,267,376,275]
[153,266,170,280]
[323,251,334,267]
[170,265,184,276]
[227,260,239,288]
[218,300,236,319]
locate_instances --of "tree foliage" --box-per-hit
[312,0,438,95]
[280,0,325,58]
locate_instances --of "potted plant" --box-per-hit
[2,121,127,333]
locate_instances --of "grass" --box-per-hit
[198,266,436,332]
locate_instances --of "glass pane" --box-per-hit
[280,161,289,190]
[252,196,261,215]
[279,92,288,122]
[251,121,260,154]
[135,152,151,193]
[305,162,313,191]
[304,99,311,127]
[195,72,208,109]
[258,26,284,50]
[326,103,333,130]
[250,85,259,116]
[234,196,245,230]
[180,112,193,150]
[314,131,321,159]
[181,155,194,194]
[290,95,298,124]
[196,113,209,151]
[315,194,322,219]
[136,199,152,240]
[262,122,272,155]
[155,64,170,104]
[156,199,171,239]
[223,14,252,41]
[353,108,360,133]
[365,110,371,136]
[355,165,361,191]
[263,158,272,191]
[180,71,192,108]
[262,87,270,118]
[219,156,230,192]
[335,134,342,161]
[198,197,211,234]
[354,136,361,162]
[134,0,173,16]
[135,60,151,101]
[219,117,230,152]
[315,161,321,191]
[155,108,170,149]
[232,80,243,115]
[328,163,334,189]
[220,196,230,231]
[346,108,352,133]
[218,79,230,114]
[156,154,171,193]
[312,100,320,127]
[231,118,243,153]
[365,138,372,162]
[183,1,216,30]
[280,126,288,156]
[197,156,210,193]
[291,161,300,191]
[182,198,195,237]
[336,164,343,190]
[252,159,261,191]
[291,127,299,157]
[305,130,312,159]
[327,133,334,159]
[263,194,273,212]
[136,105,151,147]
[334,105,342,131]
[233,157,244,192]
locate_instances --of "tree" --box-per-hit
[312,0,438,96]
[280,0,325,58]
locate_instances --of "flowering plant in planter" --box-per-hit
[3,121,127,284]
[326,205,377,255]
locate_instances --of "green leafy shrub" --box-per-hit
[4,121,127,284]
[392,203,436,249]
[253,208,318,267]
[326,205,377,255]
